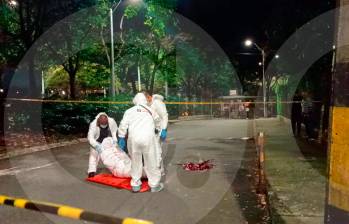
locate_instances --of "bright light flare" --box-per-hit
[244,39,253,47]
[9,0,17,6]
[129,0,142,4]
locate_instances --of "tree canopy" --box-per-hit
[1,0,239,100]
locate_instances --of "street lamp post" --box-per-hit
[137,64,141,91]
[110,0,142,96]
[110,7,115,97]
[41,71,45,97]
[244,39,267,117]
[110,0,123,98]
[261,49,266,118]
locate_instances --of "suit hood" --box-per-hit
[133,93,148,105]
[152,94,164,102]
[95,112,109,119]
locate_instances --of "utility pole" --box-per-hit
[244,39,267,117]
[110,8,115,97]
[41,71,45,97]
[137,64,141,91]
[110,0,141,96]
[262,49,266,117]
[325,2,349,223]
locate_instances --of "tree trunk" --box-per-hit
[100,29,111,65]
[114,68,120,95]
[63,55,79,99]
[28,54,38,97]
[131,80,137,94]
[186,80,191,99]
[0,65,15,135]
[149,64,158,94]
[144,63,151,91]
[149,43,161,94]
[124,66,137,94]
[69,72,76,99]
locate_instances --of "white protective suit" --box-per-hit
[87,112,118,173]
[151,94,169,174]
[99,137,131,177]
[118,93,162,188]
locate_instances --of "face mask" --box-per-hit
[100,124,108,129]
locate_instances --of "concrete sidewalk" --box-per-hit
[0,118,187,160]
[0,138,87,160]
[255,118,327,224]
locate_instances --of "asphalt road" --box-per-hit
[0,119,255,224]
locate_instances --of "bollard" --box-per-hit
[257,132,267,195]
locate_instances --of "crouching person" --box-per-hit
[87,112,118,178]
[118,92,164,193]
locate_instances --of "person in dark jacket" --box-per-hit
[301,92,314,139]
[291,92,302,137]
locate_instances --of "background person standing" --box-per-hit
[150,94,168,175]
[291,91,303,137]
[301,92,314,139]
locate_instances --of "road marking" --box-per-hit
[240,137,253,140]
[0,151,91,176]
[0,166,18,173]
[0,163,56,176]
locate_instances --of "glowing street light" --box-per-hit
[258,62,262,66]
[244,39,253,47]
[9,0,17,6]
[275,54,280,59]
[130,0,142,3]
[244,38,267,117]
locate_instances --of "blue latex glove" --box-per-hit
[118,138,126,151]
[95,144,102,153]
[160,129,167,141]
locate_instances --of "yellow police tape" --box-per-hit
[13,198,28,208]
[57,206,83,219]
[123,218,155,224]
[0,194,154,224]
[5,97,321,105]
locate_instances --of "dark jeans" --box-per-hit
[291,115,302,136]
[303,114,313,138]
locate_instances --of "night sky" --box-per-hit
[177,0,269,53]
[176,0,335,63]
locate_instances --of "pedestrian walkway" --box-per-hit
[255,118,327,224]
